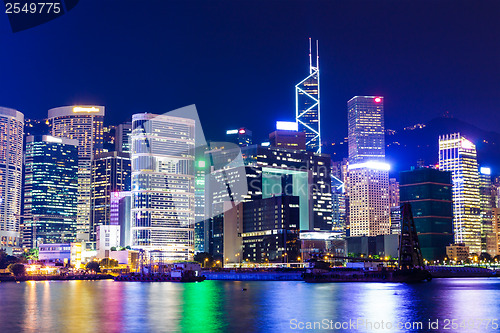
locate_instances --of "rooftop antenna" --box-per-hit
[309,37,312,74]
[316,40,319,70]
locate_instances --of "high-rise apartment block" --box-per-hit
[439,133,481,254]
[48,106,104,237]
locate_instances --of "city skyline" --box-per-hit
[1,1,499,146]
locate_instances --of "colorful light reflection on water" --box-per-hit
[0,278,499,332]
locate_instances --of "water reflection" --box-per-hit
[0,278,499,332]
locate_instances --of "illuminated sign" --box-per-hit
[276,121,298,131]
[374,97,382,103]
[197,160,206,168]
[461,139,474,150]
[238,129,246,134]
[480,167,491,175]
[226,129,238,135]
[45,136,62,143]
[261,142,270,147]
[348,161,391,171]
[73,106,100,113]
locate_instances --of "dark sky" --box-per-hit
[1,0,499,144]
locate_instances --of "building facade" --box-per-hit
[131,113,195,261]
[48,106,104,238]
[296,39,321,153]
[91,151,131,240]
[438,133,481,254]
[347,96,390,237]
[478,167,496,256]
[0,107,24,253]
[23,135,79,248]
[399,168,454,261]
[116,122,132,153]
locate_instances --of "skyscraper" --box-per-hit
[91,151,131,240]
[400,167,454,261]
[296,38,321,153]
[23,135,79,247]
[348,96,385,163]
[115,122,132,153]
[478,167,495,256]
[0,107,24,254]
[347,96,390,237]
[48,106,105,237]
[439,133,481,254]
[131,113,195,261]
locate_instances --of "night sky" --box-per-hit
[1,0,499,145]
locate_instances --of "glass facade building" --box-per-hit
[48,106,104,237]
[131,113,195,261]
[400,168,454,261]
[0,107,24,253]
[296,39,321,153]
[23,135,78,247]
[439,133,481,254]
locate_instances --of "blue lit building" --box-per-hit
[22,135,79,248]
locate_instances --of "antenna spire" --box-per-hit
[316,39,319,69]
[309,37,312,74]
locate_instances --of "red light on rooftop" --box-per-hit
[239,129,246,134]
[374,97,382,103]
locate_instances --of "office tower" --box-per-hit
[439,133,481,254]
[48,105,105,237]
[131,113,195,260]
[226,128,252,147]
[110,191,132,247]
[236,196,300,263]
[479,167,496,256]
[194,157,209,253]
[103,125,116,152]
[269,121,306,151]
[389,178,401,234]
[348,96,385,163]
[23,135,78,247]
[400,168,454,261]
[492,208,500,257]
[347,96,390,237]
[0,107,24,253]
[296,38,321,153]
[91,152,131,240]
[331,161,346,234]
[116,122,132,153]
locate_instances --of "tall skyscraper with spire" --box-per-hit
[296,38,321,153]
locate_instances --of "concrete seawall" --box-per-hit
[201,271,303,281]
